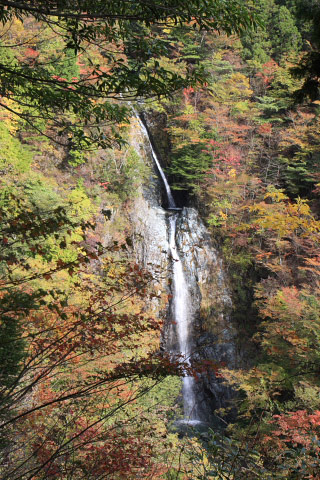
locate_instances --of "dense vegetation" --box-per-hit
[0,0,320,478]
[149,0,320,477]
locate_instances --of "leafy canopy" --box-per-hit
[0,0,257,149]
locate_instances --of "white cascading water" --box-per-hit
[137,116,176,209]
[137,114,199,421]
[168,215,198,421]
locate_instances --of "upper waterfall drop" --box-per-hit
[136,115,176,209]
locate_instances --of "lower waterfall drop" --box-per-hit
[169,214,199,423]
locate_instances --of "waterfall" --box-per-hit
[136,114,200,422]
[136,116,176,209]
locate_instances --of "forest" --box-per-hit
[0,0,319,478]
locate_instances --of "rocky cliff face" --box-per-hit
[128,117,170,318]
